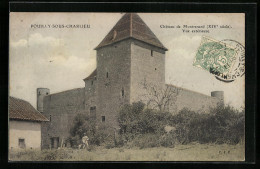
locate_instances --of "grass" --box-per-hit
[9,143,245,161]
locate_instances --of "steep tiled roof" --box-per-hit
[95,13,168,51]
[9,96,49,122]
[83,69,97,81]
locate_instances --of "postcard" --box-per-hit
[9,12,245,161]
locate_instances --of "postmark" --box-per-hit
[193,36,245,82]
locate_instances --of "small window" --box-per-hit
[18,138,25,149]
[106,72,109,78]
[91,81,94,85]
[151,50,153,56]
[49,115,52,122]
[155,68,157,70]
[46,92,49,95]
[90,106,96,119]
[102,116,105,122]
[122,88,124,97]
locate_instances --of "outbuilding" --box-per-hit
[9,96,49,150]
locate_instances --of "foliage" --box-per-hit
[169,106,245,144]
[68,113,116,148]
[118,101,174,148]
[68,102,244,149]
[141,83,181,112]
[68,113,97,147]
[118,102,245,148]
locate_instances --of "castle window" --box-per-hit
[155,68,157,70]
[122,88,124,97]
[102,116,106,122]
[46,92,49,95]
[106,72,109,78]
[151,50,153,56]
[18,138,25,149]
[49,115,51,122]
[91,81,94,85]
[90,106,96,119]
[143,77,147,89]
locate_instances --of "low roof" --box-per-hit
[83,69,97,81]
[9,96,49,122]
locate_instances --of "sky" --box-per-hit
[9,13,245,110]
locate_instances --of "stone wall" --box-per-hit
[41,88,85,149]
[84,77,97,116]
[166,84,221,114]
[96,39,132,127]
[130,39,166,103]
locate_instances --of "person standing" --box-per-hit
[82,133,89,149]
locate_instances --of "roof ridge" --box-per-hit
[10,96,33,107]
[95,13,167,50]
[9,96,49,122]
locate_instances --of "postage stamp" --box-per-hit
[193,36,244,82]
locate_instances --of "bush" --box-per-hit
[93,124,115,146]
[118,101,174,148]
[69,103,244,149]
[118,102,245,147]
[69,113,118,148]
[68,113,92,147]
[159,132,176,148]
[131,134,161,149]
[169,106,245,144]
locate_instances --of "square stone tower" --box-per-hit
[94,13,168,127]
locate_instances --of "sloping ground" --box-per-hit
[9,143,244,161]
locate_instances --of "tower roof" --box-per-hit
[95,13,168,51]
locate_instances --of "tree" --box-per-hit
[69,113,97,147]
[141,82,181,112]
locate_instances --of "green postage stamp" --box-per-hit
[193,36,237,75]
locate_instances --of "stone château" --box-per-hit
[38,13,224,149]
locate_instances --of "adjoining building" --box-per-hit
[39,13,224,149]
[9,96,49,150]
